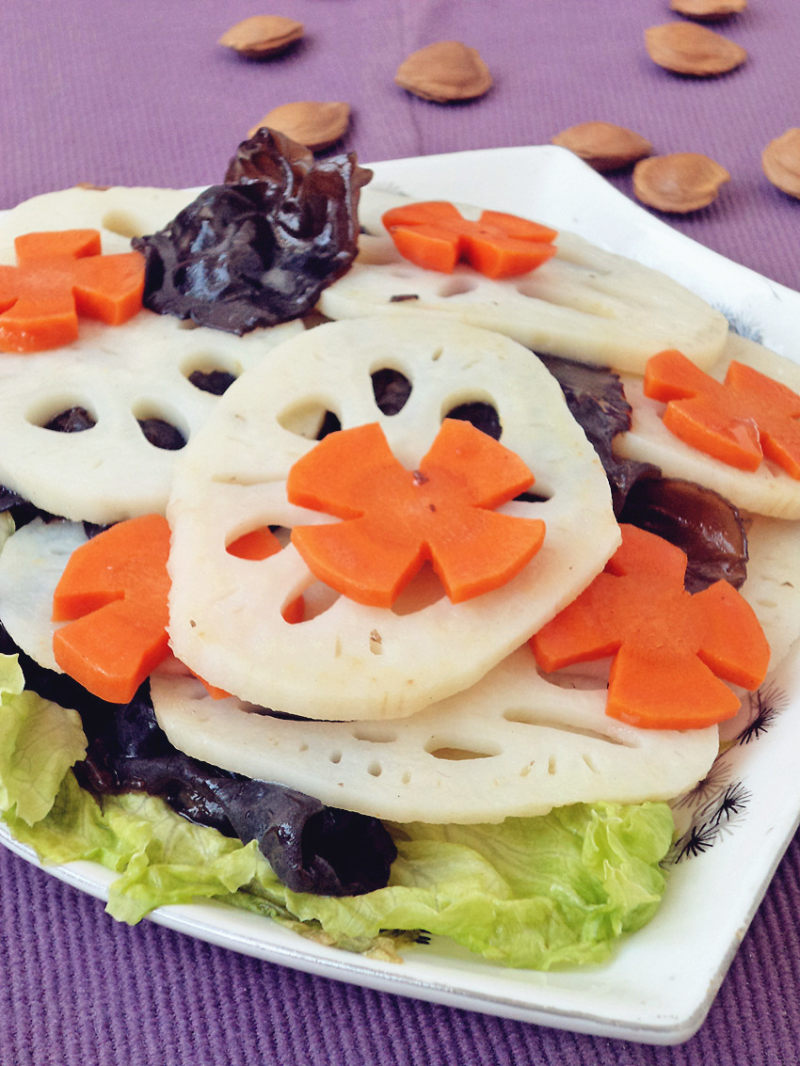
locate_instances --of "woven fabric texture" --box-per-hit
[1,1,798,1062]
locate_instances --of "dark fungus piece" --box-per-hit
[372,368,412,416]
[213,778,397,896]
[620,476,748,592]
[539,353,659,513]
[188,368,237,395]
[44,406,96,433]
[445,401,502,440]
[132,128,372,334]
[137,417,186,451]
[224,127,315,184]
[0,484,54,529]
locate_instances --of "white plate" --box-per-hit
[2,145,800,1046]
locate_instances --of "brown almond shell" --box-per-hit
[248,102,350,151]
[633,153,730,212]
[551,122,653,172]
[219,15,303,58]
[395,41,492,102]
[645,22,747,75]
[762,129,800,199]
[669,0,747,20]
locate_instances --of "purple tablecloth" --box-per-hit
[1,1,799,1062]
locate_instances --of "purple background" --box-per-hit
[2,0,800,1061]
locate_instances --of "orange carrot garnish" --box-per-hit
[0,229,144,353]
[531,524,769,730]
[288,419,546,607]
[226,527,283,561]
[644,348,800,479]
[52,514,171,704]
[382,201,557,279]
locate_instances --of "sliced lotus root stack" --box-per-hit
[6,497,794,725]
[318,187,729,374]
[150,649,719,824]
[0,514,718,823]
[11,506,798,824]
[616,334,800,519]
[166,315,620,721]
[0,186,302,523]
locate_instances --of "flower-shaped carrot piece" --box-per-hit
[531,524,769,730]
[288,419,546,607]
[645,348,800,479]
[0,229,144,353]
[382,201,557,279]
[52,513,171,703]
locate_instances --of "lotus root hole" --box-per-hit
[277,401,341,440]
[182,354,239,396]
[437,277,479,298]
[25,397,97,432]
[371,367,412,415]
[350,726,399,744]
[133,403,187,450]
[425,741,500,761]
[443,399,501,440]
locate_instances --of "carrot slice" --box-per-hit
[288,419,546,607]
[282,594,306,625]
[644,348,800,478]
[531,524,769,730]
[0,229,144,353]
[389,224,461,274]
[52,514,171,704]
[478,210,558,243]
[382,201,557,279]
[226,527,283,561]
[465,234,556,280]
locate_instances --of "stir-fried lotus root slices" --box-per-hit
[149,650,718,824]
[166,315,620,721]
[317,188,729,374]
[0,186,302,523]
[616,334,800,519]
[0,517,716,823]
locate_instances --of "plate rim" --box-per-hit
[2,143,800,1047]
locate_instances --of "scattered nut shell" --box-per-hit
[645,22,747,75]
[247,101,350,151]
[669,0,747,20]
[219,15,303,59]
[395,41,492,103]
[762,128,800,200]
[633,153,730,212]
[551,122,653,172]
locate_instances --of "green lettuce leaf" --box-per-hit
[279,805,673,969]
[0,652,675,969]
[0,655,87,824]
